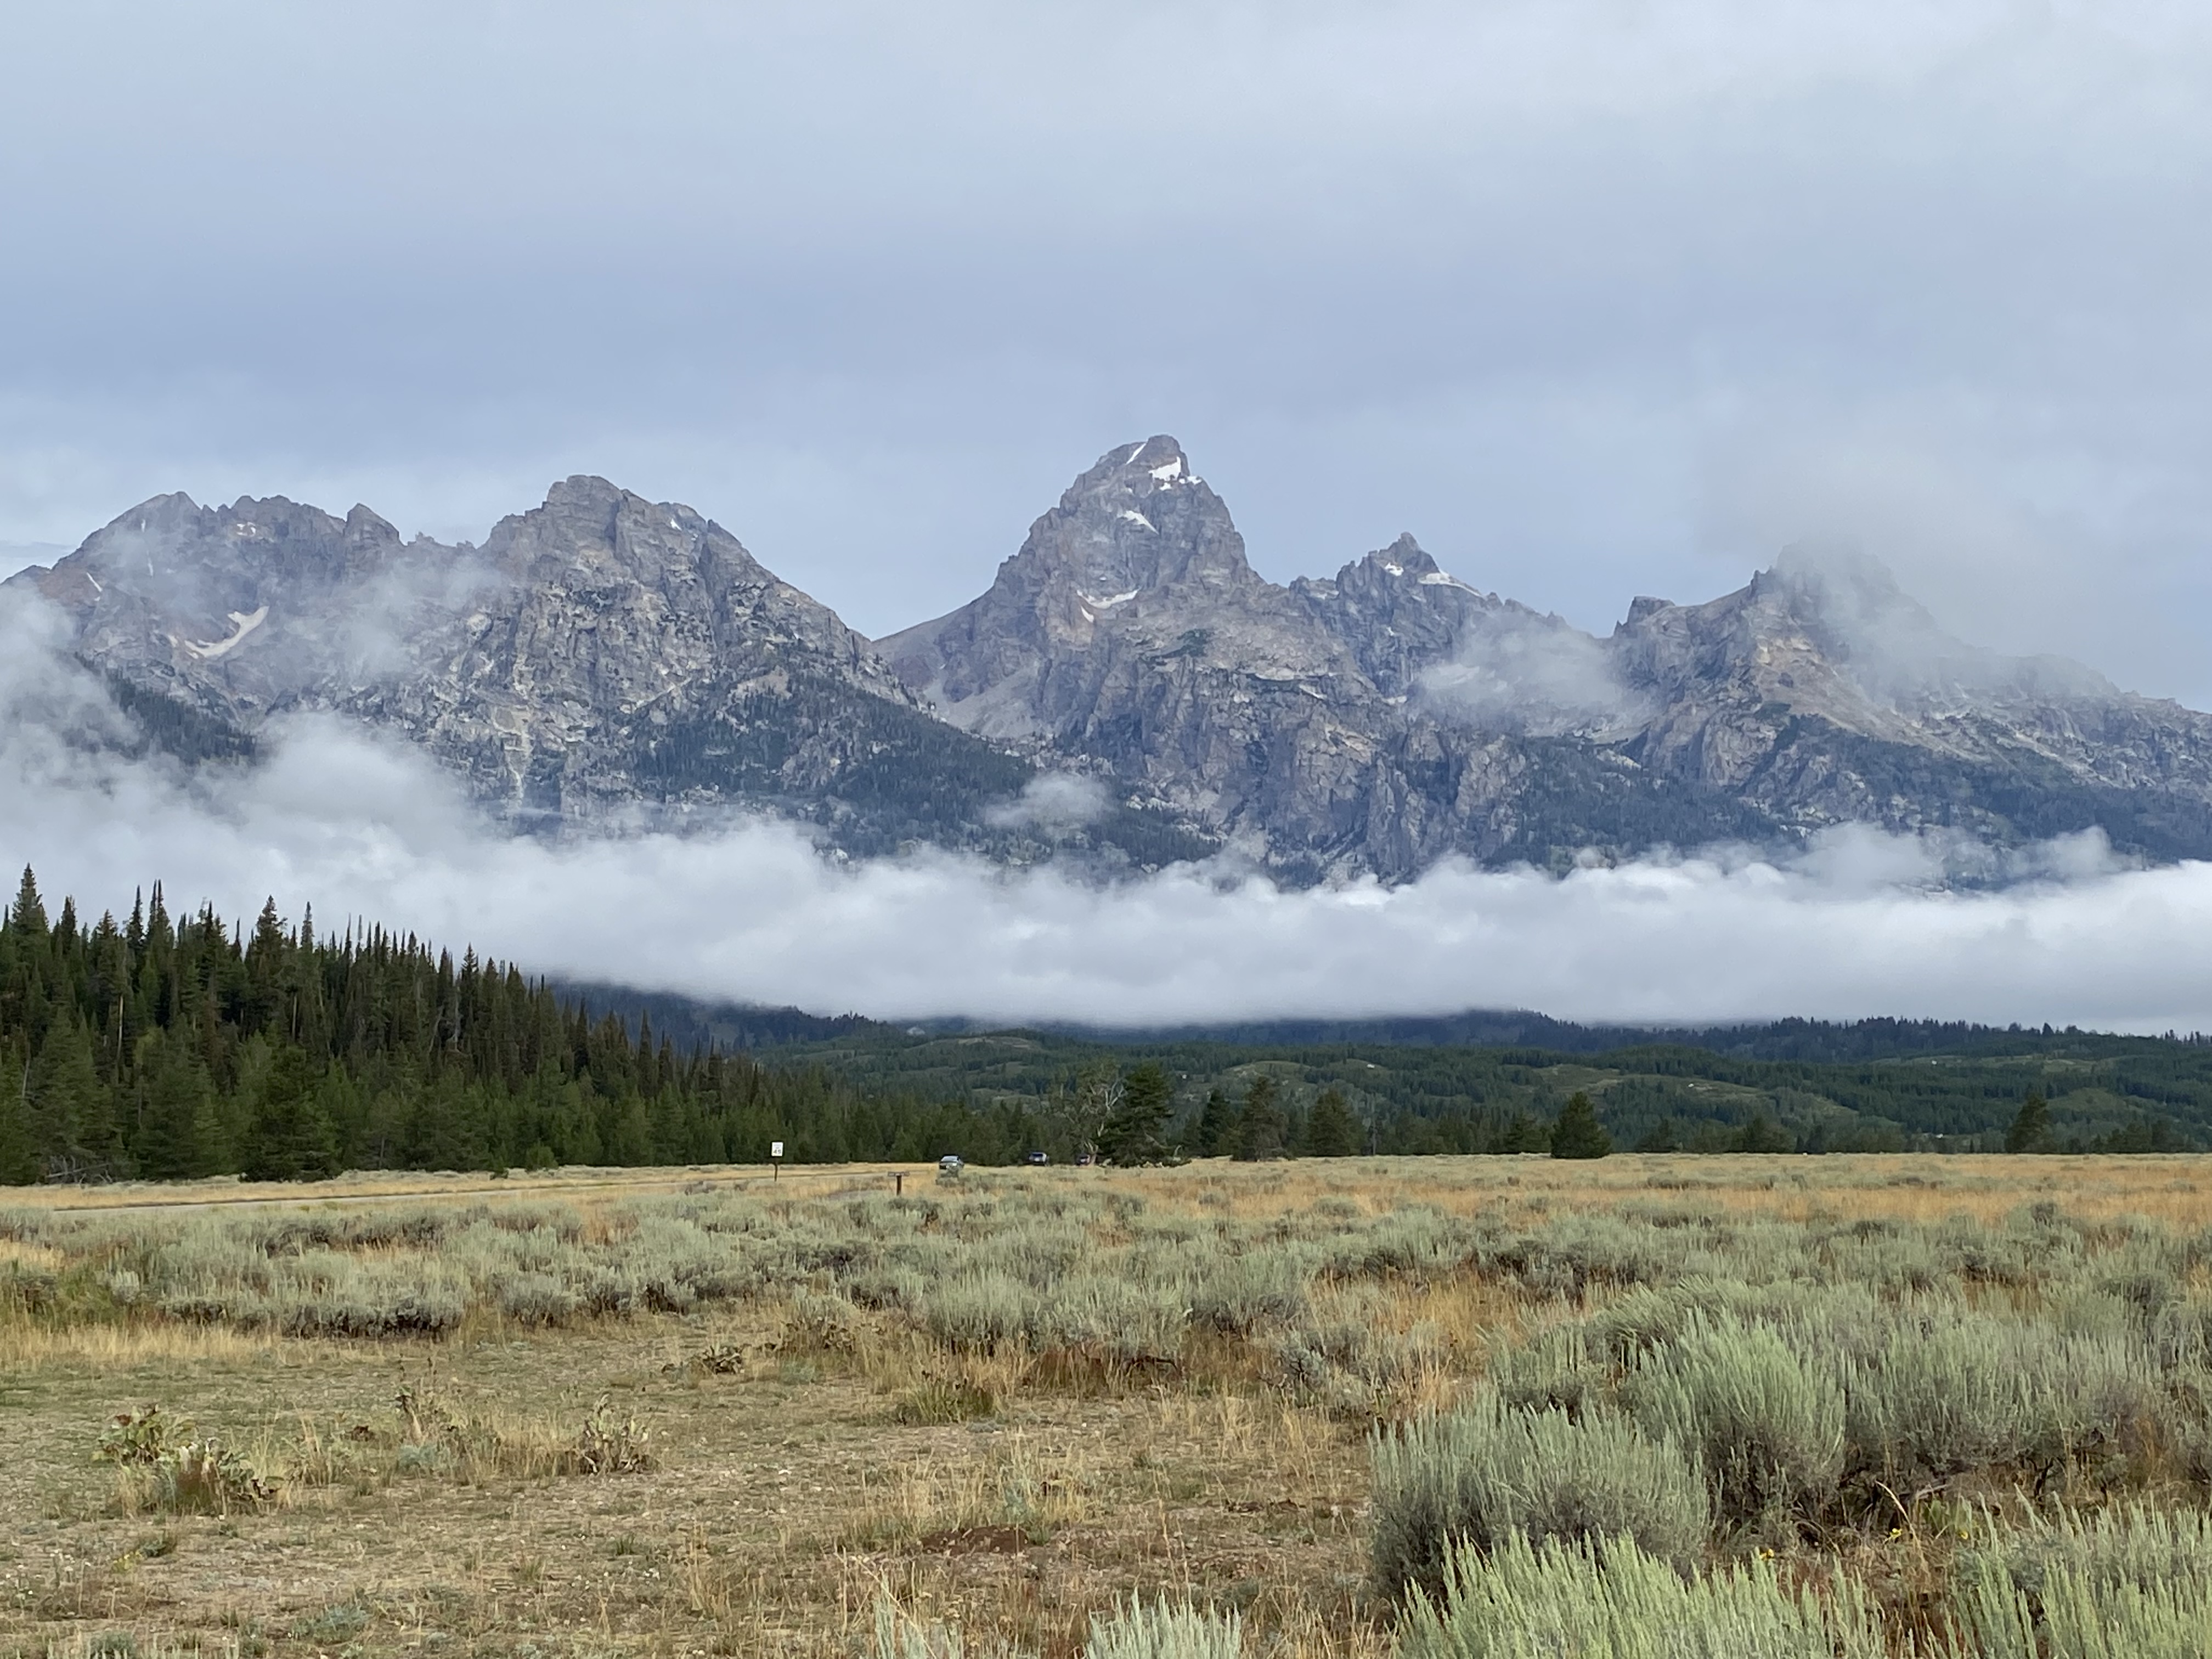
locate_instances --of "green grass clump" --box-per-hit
[867,1595,1242,1659]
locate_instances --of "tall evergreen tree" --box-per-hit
[26,1016,113,1177]
[1233,1075,1285,1161]
[241,1046,338,1181]
[10,865,47,935]
[1194,1087,1235,1158]
[2006,1091,2053,1154]
[1305,1087,1359,1158]
[1098,1061,1173,1165]
[1549,1091,1612,1160]
[0,1040,35,1184]
[1733,1111,1791,1154]
[134,1030,223,1179]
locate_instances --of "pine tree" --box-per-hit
[1098,1062,1173,1165]
[1493,1111,1548,1154]
[241,1046,338,1181]
[26,1016,110,1177]
[2006,1091,2053,1154]
[1549,1091,1612,1160]
[1733,1112,1790,1154]
[135,1030,223,1179]
[10,866,47,935]
[0,1040,35,1184]
[1194,1088,1235,1158]
[1305,1087,1359,1157]
[1234,1075,1285,1161]
[1634,1117,1680,1153]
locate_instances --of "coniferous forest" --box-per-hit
[0,868,1027,1183]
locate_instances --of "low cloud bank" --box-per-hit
[5,603,2211,1033]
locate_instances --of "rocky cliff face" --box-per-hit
[881,439,1384,862]
[14,441,2212,880]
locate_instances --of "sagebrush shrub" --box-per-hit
[1395,1530,1888,1659]
[1371,1393,1710,1604]
[1972,1502,2212,1607]
[1626,1316,1844,1532]
[1952,1505,2212,1659]
[1084,1598,1242,1659]
[1840,1317,2159,1492]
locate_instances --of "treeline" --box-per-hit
[0,869,1031,1184]
[785,1022,2209,1154]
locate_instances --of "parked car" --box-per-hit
[938,1154,964,1175]
[1025,1150,1049,1165]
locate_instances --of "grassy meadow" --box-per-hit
[6,1154,2212,1657]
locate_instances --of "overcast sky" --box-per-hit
[5,2,2210,701]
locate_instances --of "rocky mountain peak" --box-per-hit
[1290,533,1507,698]
[875,437,1275,735]
[1016,435,1250,605]
[1694,544,2115,709]
[341,504,405,558]
[492,476,683,565]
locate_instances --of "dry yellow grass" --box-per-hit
[10,1149,2205,1227]
[0,1160,920,1215]
[1134,1150,2212,1229]
[3,1151,2210,1658]
[0,1321,275,1373]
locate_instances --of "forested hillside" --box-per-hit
[774,1024,2212,1155]
[0,869,1028,1183]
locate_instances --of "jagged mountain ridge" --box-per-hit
[1,476,1205,865]
[11,437,2212,879]
[876,437,1762,876]
[881,438,2212,872]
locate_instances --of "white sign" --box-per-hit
[770,1142,785,1158]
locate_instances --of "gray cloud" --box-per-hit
[0,3,2208,703]
[3,605,2209,1034]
